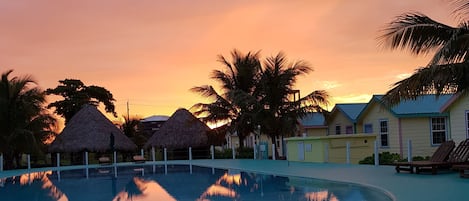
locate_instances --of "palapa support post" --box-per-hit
[407,139,412,162]
[346,141,351,164]
[374,140,379,166]
[85,151,89,179]
[152,147,156,173]
[56,153,61,181]
[164,148,167,175]
[189,147,193,174]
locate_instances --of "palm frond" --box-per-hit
[379,12,456,55]
[382,62,469,105]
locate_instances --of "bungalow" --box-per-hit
[300,112,328,137]
[357,94,454,157]
[327,103,367,135]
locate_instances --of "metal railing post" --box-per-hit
[324,143,329,163]
[374,140,379,166]
[407,139,413,162]
[56,153,61,181]
[232,146,235,159]
[152,147,156,173]
[27,154,31,170]
[189,147,192,174]
[85,151,89,179]
[272,144,276,160]
[346,142,351,164]
[210,145,214,160]
[164,148,168,175]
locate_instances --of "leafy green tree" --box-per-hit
[256,52,329,157]
[0,70,56,169]
[46,79,117,124]
[379,0,469,104]
[191,49,262,148]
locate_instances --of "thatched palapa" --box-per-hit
[144,108,210,149]
[49,104,137,153]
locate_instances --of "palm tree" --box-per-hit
[256,52,329,157]
[379,0,469,104]
[0,70,57,169]
[191,49,262,148]
[46,79,117,124]
[121,116,146,149]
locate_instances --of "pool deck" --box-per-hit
[2,159,469,201]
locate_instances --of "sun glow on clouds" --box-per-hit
[396,73,411,79]
[332,94,372,104]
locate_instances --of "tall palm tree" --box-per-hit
[191,49,262,148]
[46,79,117,124]
[0,70,56,169]
[380,0,469,104]
[257,53,329,157]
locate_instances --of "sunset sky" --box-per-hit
[0,0,458,123]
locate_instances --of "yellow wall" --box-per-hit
[285,134,377,164]
[328,111,354,134]
[446,94,469,143]
[304,127,328,136]
[399,117,437,157]
[360,102,400,154]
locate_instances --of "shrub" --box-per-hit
[214,147,254,159]
[359,152,401,165]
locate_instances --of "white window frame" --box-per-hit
[431,117,447,145]
[379,119,389,147]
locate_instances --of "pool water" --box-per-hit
[0,165,393,201]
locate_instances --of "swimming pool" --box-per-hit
[0,165,393,201]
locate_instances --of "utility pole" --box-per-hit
[126,100,130,121]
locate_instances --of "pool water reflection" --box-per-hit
[0,165,392,201]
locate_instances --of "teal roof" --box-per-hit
[333,103,367,123]
[372,94,453,117]
[300,112,326,127]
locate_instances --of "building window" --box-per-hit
[364,124,373,133]
[335,124,341,135]
[379,120,389,147]
[431,117,447,145]
[345,125,353,134]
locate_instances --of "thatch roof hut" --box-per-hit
[144,108,210,149]
[49,104,137,153]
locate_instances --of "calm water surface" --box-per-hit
[0,165,393,201]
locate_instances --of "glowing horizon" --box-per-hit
[0,0,456,123]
